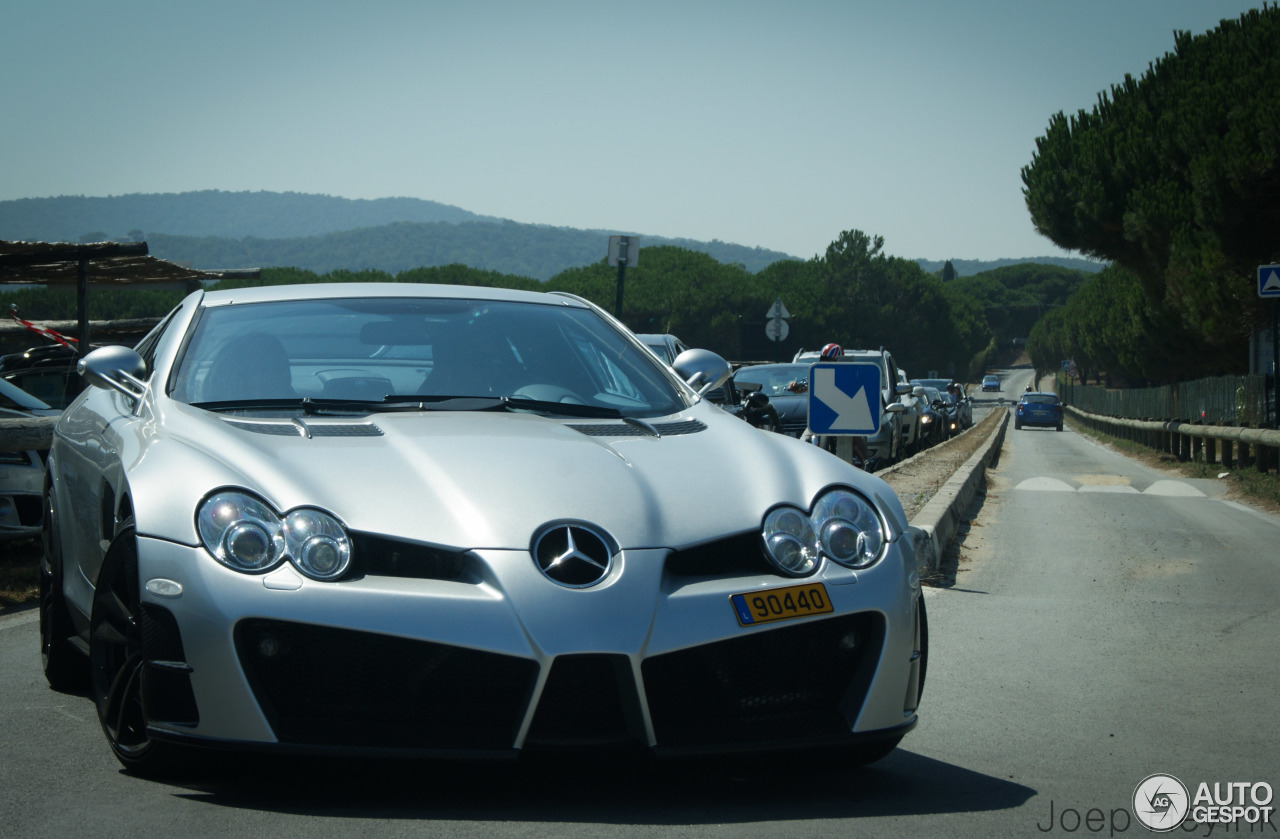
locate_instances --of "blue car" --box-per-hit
[1015,392,1064,431]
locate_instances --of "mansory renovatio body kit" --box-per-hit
[40,282,927,776]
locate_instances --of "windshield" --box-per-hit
[732,364,812,397]
[170,297,688,418]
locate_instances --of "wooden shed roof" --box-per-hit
[0,239,224,287]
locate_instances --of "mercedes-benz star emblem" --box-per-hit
[533,524,613,588]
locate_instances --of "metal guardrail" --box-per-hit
[1061,376,1273,427]
[1065,405,1280,474]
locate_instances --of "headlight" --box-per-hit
[761,488,886,576]
[197,491,352,581]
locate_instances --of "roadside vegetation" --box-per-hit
[1024,7,1280,386]
[3,240,1086,385]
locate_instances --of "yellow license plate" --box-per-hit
[730,582,833,627]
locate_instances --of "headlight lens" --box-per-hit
[761,488,885,576]
[762,507,820,576]
[284,508,351,580]
[813,489,883,568]
[197,491,352,580]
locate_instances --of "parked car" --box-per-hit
[793,348,912,467]
[729,362,814,437]
[0,342,108,409]
[634,333,688,365]
[895,369,927,455]
[981,374,1001,392]
[1016,391,1064,431]
[41,283,927,777]
[916,386,945,449]
[0,378,60,541]
[951,382,974,428]
[915,378,973,430]
[840,348,912,467]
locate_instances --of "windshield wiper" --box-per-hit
[190,396,503,415]
[383,393,624,418]
[500,396,623,419]
[192,394,623,419]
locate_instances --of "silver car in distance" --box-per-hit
[41,283,927,777]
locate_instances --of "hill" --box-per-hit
[0,190,1097,280]
[142,223,794,281]
[0,190,499,240]
[917,256,1104,276]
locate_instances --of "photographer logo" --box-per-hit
[1133,774,1189,832]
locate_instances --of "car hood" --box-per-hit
[128,399,905,552]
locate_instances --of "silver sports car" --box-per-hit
[41,282,926,776]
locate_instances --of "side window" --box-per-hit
[133,308,180,375]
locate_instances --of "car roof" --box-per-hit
[198,282,590,309]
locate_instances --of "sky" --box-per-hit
[0,0,1267,262]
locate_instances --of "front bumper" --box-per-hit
[132,534,923,758]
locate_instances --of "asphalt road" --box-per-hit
[1,366,1276,837]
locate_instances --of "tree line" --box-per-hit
[1023,6,1280,383]
[2,236,1090,383]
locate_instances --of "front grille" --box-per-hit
[664,532,772,578]
[234,619,538,751]
[642,612,883,751]
[524,654,645,748]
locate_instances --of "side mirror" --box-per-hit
[912,386,926,397]
[672,348,732,398]
[895,383,912,396]
[78,345,147,410]
[885,403,906,414]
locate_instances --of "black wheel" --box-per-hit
[41,487,89,692]
[1014,421,1022,430]
[1056,423,1063,432]
[90,520,193,778]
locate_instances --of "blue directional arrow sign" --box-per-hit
[807,362,881,435]
[1259,264,1280,298]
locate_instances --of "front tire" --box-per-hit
[90,520,195,778]
[41,487,88,692]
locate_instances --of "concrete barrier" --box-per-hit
[904,408,1010,576]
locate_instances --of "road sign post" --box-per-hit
[764,297,790,360]
[807,362,882,436]
[1260,265,1280,428]
[609,236,639,318]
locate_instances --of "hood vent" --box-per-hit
[567,418,706,438]
[224,419,383,438]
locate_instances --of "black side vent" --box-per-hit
[139,604,199,726]
[664,531,771,578]
[567,419,707,438]
[350,533,469,581]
